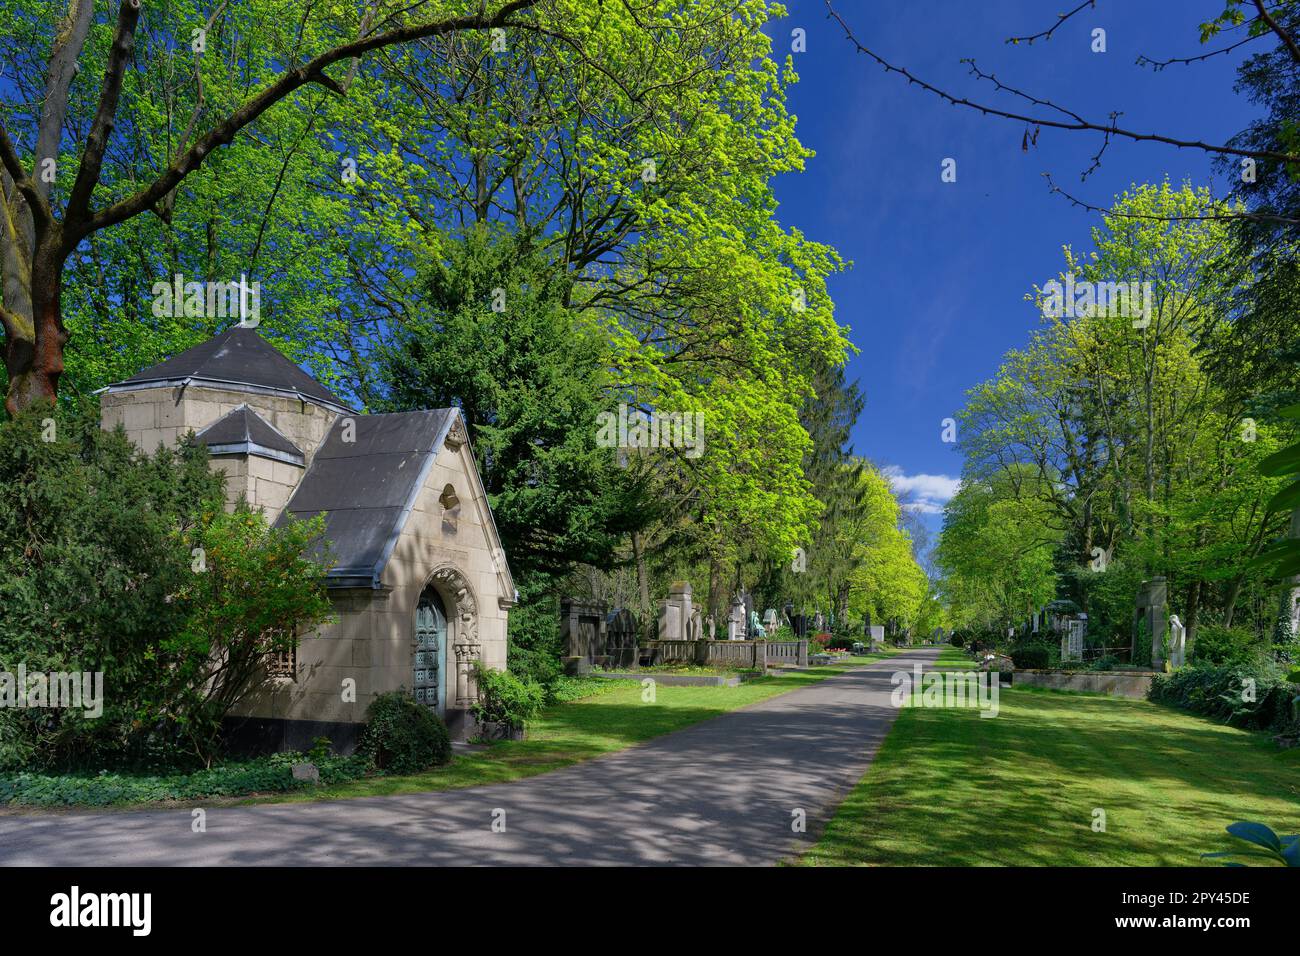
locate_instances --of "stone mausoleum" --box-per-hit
[99,326,516,750]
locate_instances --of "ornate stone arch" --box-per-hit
[423,565,481,707]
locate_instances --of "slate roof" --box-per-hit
[194,404,304,466]
[108,326,353,413]
[277,409,457,589]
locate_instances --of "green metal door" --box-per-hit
[414,592,447,713]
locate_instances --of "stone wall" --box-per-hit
[102,384,338,521]
[1013,669,1156,699]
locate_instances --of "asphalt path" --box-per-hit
[0,647,939,866]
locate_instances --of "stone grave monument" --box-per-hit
[1133,576,1169,669]
[657,582,694,641]
[728,595,746,641]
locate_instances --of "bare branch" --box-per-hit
[36,0,96,204]
[1042,172,1300,225]
[1006,0,1096,45]
[1136,21,1263,70]
[0,121,50,232]
[65,0,143,230]
[823,0,1300,167]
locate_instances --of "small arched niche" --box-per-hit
[439,483,461,535]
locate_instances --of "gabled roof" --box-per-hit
[194,404,304,466]
[104,326,353,413]
[277,409,461,588]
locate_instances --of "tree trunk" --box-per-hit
[5,238,65,415]
[707,552,722,621]
[1222,575,1244,628]
[631,530,651,636]
[1277,508,1300,645]
[1184,579,1202,661]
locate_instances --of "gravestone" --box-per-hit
[657,582,694,641]
[560,597,608,674]
[1133,577,1169,669]
[748,609,764,639]
[868,625,885,651]
[762,608,779,637]
[1168,614,1187,669]
[606,608,639,669]
[1060,615,1085,662]
[728,596,746,641]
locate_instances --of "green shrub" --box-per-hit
[472,665,546,727]
[1193,625,1265,667]
[0,403,334,771]
[358,691,451,774]
[1149,662,1300,736]
[0,752,371,807]
[950,633,966,648]
[1011,646,1050,669]
[0,402,223,772]
[546,675,624,703]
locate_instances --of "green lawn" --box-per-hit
[800,686,1300,866]
[242,654,900,807]
[929,643,979,669]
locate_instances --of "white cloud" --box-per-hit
[881,466,960,514]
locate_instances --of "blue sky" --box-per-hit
[770,0,1254,536]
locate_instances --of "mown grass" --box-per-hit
[929,643,981,670]
[800,685,1300,866]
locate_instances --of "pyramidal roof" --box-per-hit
[107,326,353,413]
[195,404,304,466]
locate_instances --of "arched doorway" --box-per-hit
[414,589,449,715]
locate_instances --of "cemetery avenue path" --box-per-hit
[0,648,939,866]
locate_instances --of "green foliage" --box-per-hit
[504,580,564,687]
[1193,625,1267,667]
[357,692,452,775]
[0,403,335,770]
[940,182,1297,650]
[0,751,371,808]
[545,676,624,704]
[936,467,1060,630]
[379,231,650,579]
[1202,821,1300,867]
[1011,646,1050,670]
[169,506,335,757]
[1252,403,1300,582]
[843,462,930,630]
[1072,559,1144,647]
[0,403,218,770]
[472,665,546,727]
[1149,662,1300,735]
